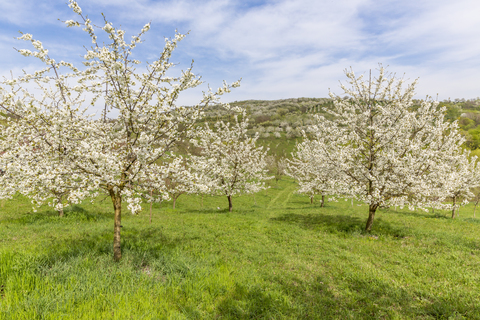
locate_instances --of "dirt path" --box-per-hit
[267,184,296,210]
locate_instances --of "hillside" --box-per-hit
[200,97,480,159]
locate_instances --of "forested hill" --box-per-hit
[202,97,332,137]
[199,97,480,156]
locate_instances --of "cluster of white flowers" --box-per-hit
[68,0,82,14]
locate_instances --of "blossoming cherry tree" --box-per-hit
[306,67,466,231]
[191,110,271,212]
[0,0,239,261]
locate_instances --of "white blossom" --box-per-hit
[68,0,82,14]
[141,23,151,33]
[64,20,80,27]
[427,151,479,218]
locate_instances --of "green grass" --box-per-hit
[1,178,480,319]
[256,135,301,159]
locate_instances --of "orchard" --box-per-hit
[0,1,476,260]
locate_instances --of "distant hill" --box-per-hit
[199,97,480,158]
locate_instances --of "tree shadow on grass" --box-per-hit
[63,205,111,221]
[271,212,409,238]
[269,273,478,319]
[381,206,480,222]
[216,283,292,319]
[36,225,188,272]
[184,208,256,215]
[0,205,111,225]
[214,268,478,319]
[461,217,480,224]
[0,210,60,224]
[383,207,452,220]
[272,212,363,234]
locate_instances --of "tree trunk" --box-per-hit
[173,196,176,210]
[228,195,233,212]
[56,195,64,217]
[149,189,153,224]
[365,204,378,232]
[474,198,479,218]
[109,189,122,261]
[451,196,456,219]
[310,196,314,204]
[321,195,325,207]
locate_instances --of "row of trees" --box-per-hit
[0,1,270,261]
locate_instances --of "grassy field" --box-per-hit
[1,178,480,319]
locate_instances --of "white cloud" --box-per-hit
[0,0,479,104]
[0,0,66,26]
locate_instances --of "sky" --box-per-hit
[0,0,479,108]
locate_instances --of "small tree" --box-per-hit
[192,110,271,211]
[0,152,95,216]
[471,187,480,218]
[162,155,209,209]
[0,111,97,216]
[0,1,239,261]
[307,66,466,231]
[287,137,337,206]
[265,155,287,185]
[427,150,479,218]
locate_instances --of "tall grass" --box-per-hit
[1,178,480,319]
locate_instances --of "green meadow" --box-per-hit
[1,178,480,319]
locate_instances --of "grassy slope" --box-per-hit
[1,178,480,319]
[256,134,300,159]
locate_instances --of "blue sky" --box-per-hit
[1,0,479,107]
